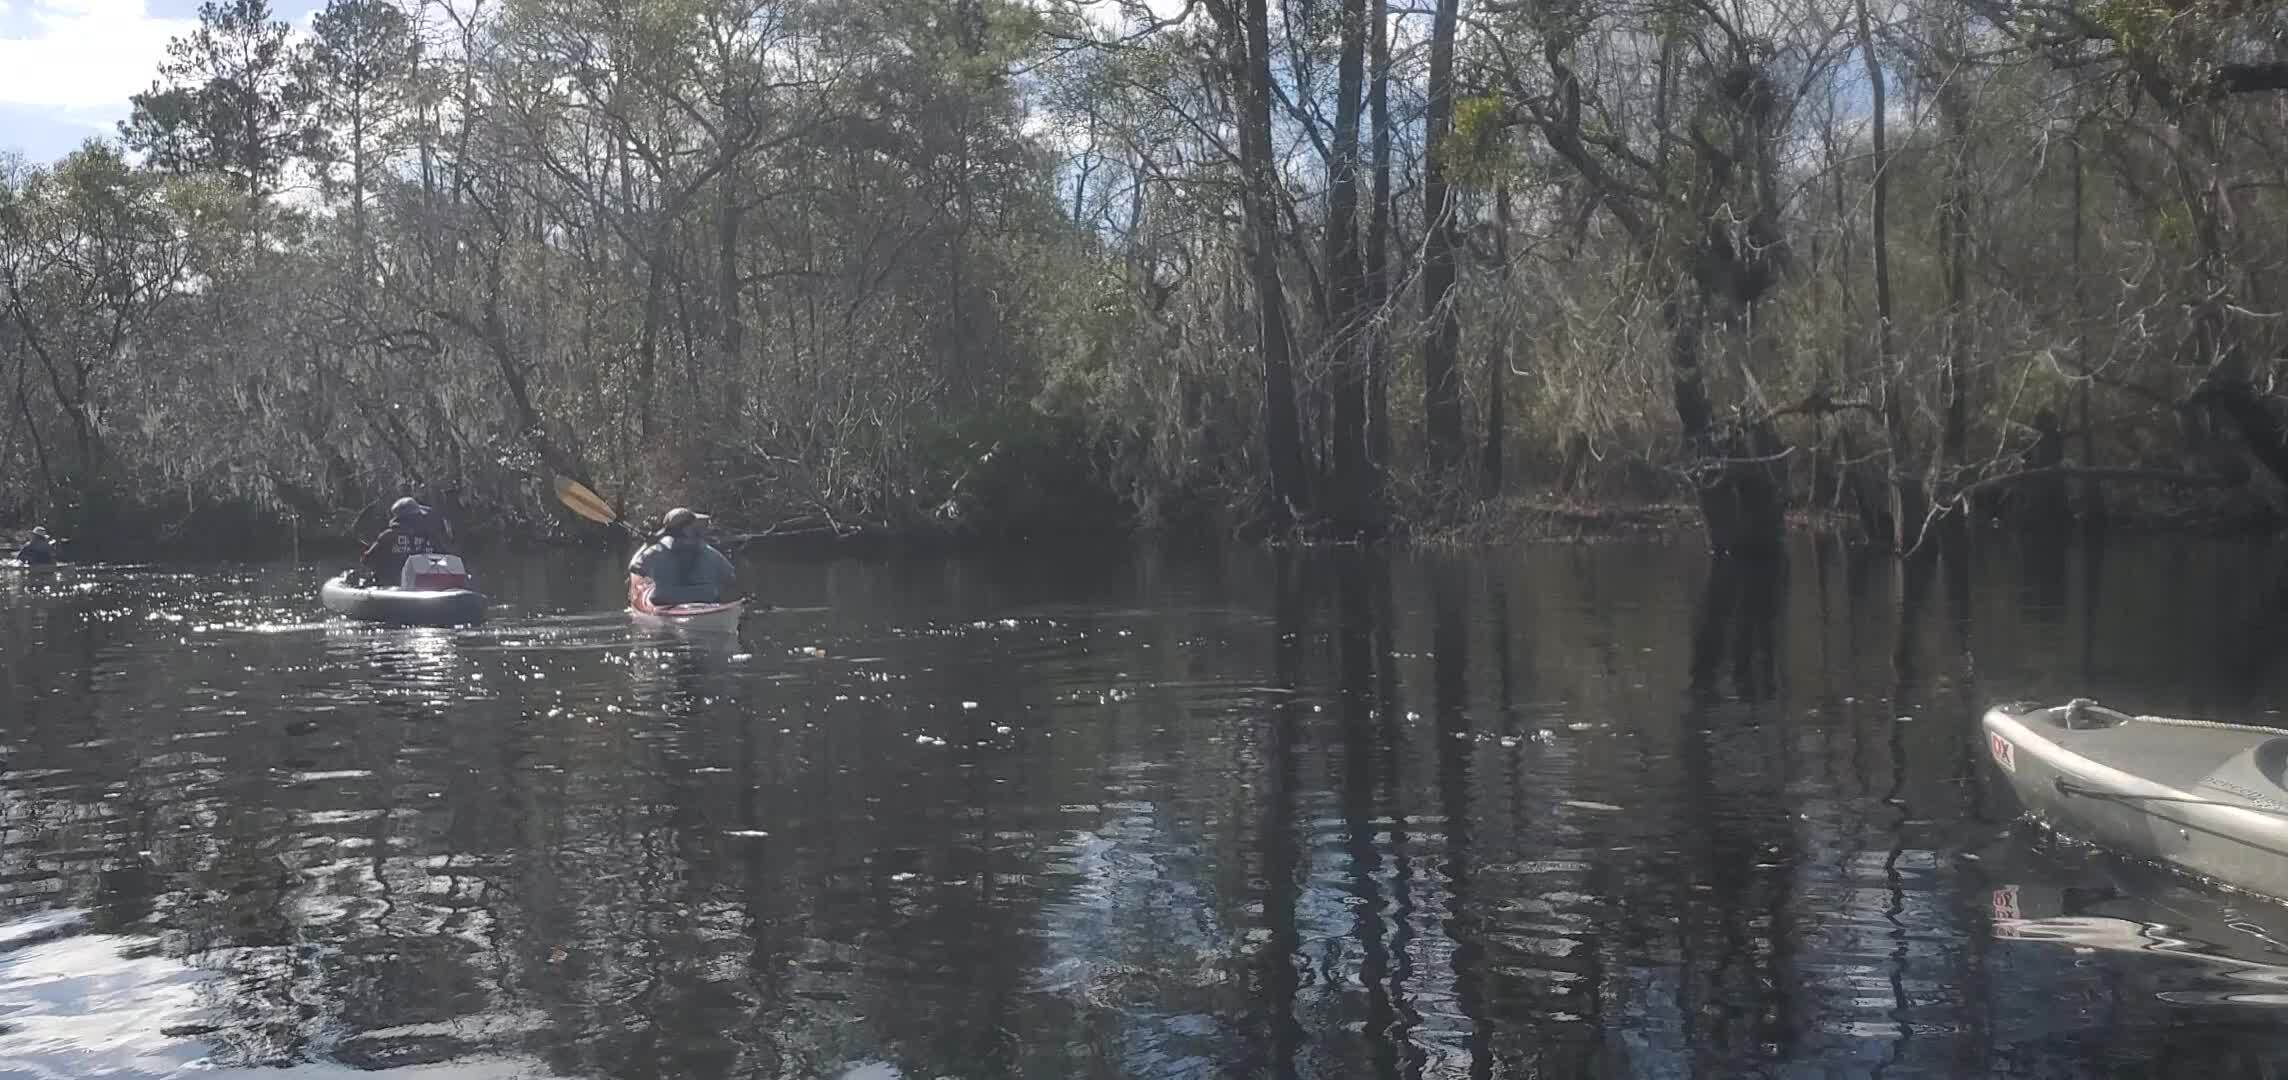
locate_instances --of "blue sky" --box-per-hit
[1,0,322,163]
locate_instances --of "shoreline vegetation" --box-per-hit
[12,483,2278,567]
[4,0,2285,562]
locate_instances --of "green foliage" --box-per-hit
[296,0,420,208]
[1444,94,1518,188]
[8,0,2288,546]
[2092,0,2174,52]
[120,0,304,199]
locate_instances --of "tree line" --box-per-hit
[3,0,2284,552]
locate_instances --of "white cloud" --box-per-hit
[0,0,192,111]
[1055,0,1200,37]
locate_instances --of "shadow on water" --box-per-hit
[13,544,2288,1076]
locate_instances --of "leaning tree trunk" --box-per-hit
[1934,73,1972,514]
[1858,0,1921,551]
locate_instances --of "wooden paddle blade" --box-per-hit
[552,475,619,526]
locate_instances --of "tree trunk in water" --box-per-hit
[1823,114,1857,520]
[2070,117,2104,525]
[1664,289,1756,553]
[1325,0,1371,535]
[2197,382,2288,493]
[1419,0,1465,478]
[1648,24,1765,553]
[1857,0,1920,550]
[1234,0,1308,517]
[1936,79,1971,510]
[1661,295,1716,439]
[1364,0,1392,495]
[1478,184,1512,499]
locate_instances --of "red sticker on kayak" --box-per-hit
[1992,886,2022,935]
[1989,731,2017,774]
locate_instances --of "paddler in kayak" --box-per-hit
[14,526,56,565]
[629,507,736,604]
[360,497,451,585]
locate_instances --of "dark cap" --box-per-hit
[663,507,710,531]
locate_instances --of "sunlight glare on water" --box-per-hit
[9,538,2288,1076]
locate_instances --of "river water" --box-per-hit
[6,536,2288,1077]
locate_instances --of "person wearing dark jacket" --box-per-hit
[361,498,448,585]
[628,507,736,604]
[14,526,55,565]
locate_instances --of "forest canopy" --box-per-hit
[3,0,2285,552]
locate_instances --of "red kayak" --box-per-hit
[627,577,743,629]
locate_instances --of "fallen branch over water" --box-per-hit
[719,511,874,550]
[1948,465,2234,504]
[1906,465,2234,554]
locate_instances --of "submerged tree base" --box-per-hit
[1409,497,1707,546]
[1399,480,2288,553]
[16,442,2288,564]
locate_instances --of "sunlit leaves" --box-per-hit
[1443,93,1520,188]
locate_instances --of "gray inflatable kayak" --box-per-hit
[1983,700,2288,901]
[320,572,485,627]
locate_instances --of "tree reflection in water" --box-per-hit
[2,547,2287,1076]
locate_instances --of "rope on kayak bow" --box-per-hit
[2055,698,2285,736]
[2124,712,2288,735]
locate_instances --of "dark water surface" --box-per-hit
[9,536,2288,1078]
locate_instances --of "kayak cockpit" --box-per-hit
[2192,738,2288,816]
[626,576,742,629]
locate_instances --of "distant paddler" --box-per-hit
[550,477,744,609]
[628,507,737,605]
[360,497,453,585]
[14,526,58,565]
